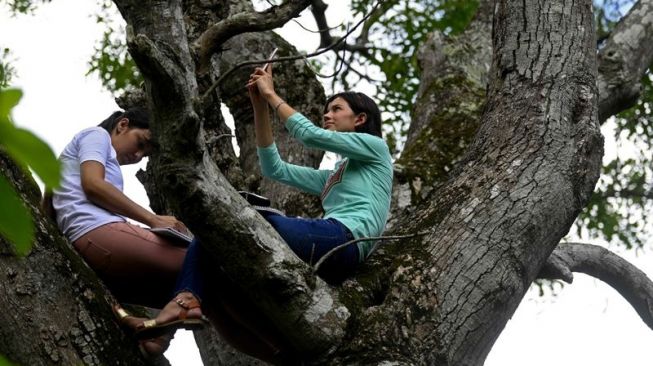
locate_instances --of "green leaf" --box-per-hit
[0,353,17,366]
[0,124,61,188]
[0,174,34,256]
[0,88,22,120]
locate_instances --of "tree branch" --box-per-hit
[599,186,653,200]
[310,0,383,55]
[193,0,312,73]
[539,243,653,330]
[597,0,653,122]
[201,3,381,100]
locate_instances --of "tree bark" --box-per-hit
[0,153,152,365]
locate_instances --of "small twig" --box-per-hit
[335,51,382,83]
[205,133,235,146]
[304,27,348,78]
[312,230,432,273]
[201,0,381,101]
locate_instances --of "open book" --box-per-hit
[149,227,194,244]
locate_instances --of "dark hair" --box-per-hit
[324,92,382,137]
[98,107,150,133]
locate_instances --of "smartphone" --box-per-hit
[262,48,278,71]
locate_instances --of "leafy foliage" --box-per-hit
[0,48,16,88]
[86,0,142,94]
[0,354,16,366]
[0,0,50,15]
[0,88,60,255]
[578,154,652,248]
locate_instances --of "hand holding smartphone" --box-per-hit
[262,47,278,71]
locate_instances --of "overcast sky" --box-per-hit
[1,1,653,365]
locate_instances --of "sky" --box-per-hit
[1,1,653,365]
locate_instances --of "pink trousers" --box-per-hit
[73,222,186,308]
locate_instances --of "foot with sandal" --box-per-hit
[113,304,175,358]
[113,291,208,358]
[136,291,209,339]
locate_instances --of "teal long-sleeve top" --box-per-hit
[257,112,393,261]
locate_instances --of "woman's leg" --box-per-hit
[262,214,360,284]
[73,222,186,308]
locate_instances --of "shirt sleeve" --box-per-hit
[257,142,330,196]
[285,112,389,162]
[77,128,111,166]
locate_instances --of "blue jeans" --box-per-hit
[174,213,360,299]
[261,212,359,284]
[174,239,205,301]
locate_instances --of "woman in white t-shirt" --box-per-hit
[49,108,205,355]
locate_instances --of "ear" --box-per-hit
[115,118,130,134]
[354,113,367,127]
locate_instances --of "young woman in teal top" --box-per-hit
[132,65,394,362]
[248,64,393,283]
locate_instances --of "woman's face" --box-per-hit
[323,97,366,132]
[111,118,151,165]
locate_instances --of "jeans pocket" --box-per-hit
[76,239,112,273]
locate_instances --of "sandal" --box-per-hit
[112,304,147,335]
[135,295,209,339]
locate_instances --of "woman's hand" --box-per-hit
[247,76,267,111]
[149,215,189,234]
[247,66,276,101]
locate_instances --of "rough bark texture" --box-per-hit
[0,153,153,365]
[3,0,653,365]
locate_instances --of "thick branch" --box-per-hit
[597,0,653,122]
[194,0,312,72]
[540,243,653,330]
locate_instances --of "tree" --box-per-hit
[1,0,653,365]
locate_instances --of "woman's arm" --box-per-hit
[249,66,389,162]
[248,80,275,148]
[80,161,187,232]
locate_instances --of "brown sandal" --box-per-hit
[135,296,209,339]
[112,304,147,335]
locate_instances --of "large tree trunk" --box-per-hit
[336,1,603,364]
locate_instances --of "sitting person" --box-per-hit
[48,108,207,355]
[248,64,393,283]
[138,63,393,361]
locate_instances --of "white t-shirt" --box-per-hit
[53,127,126,242]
